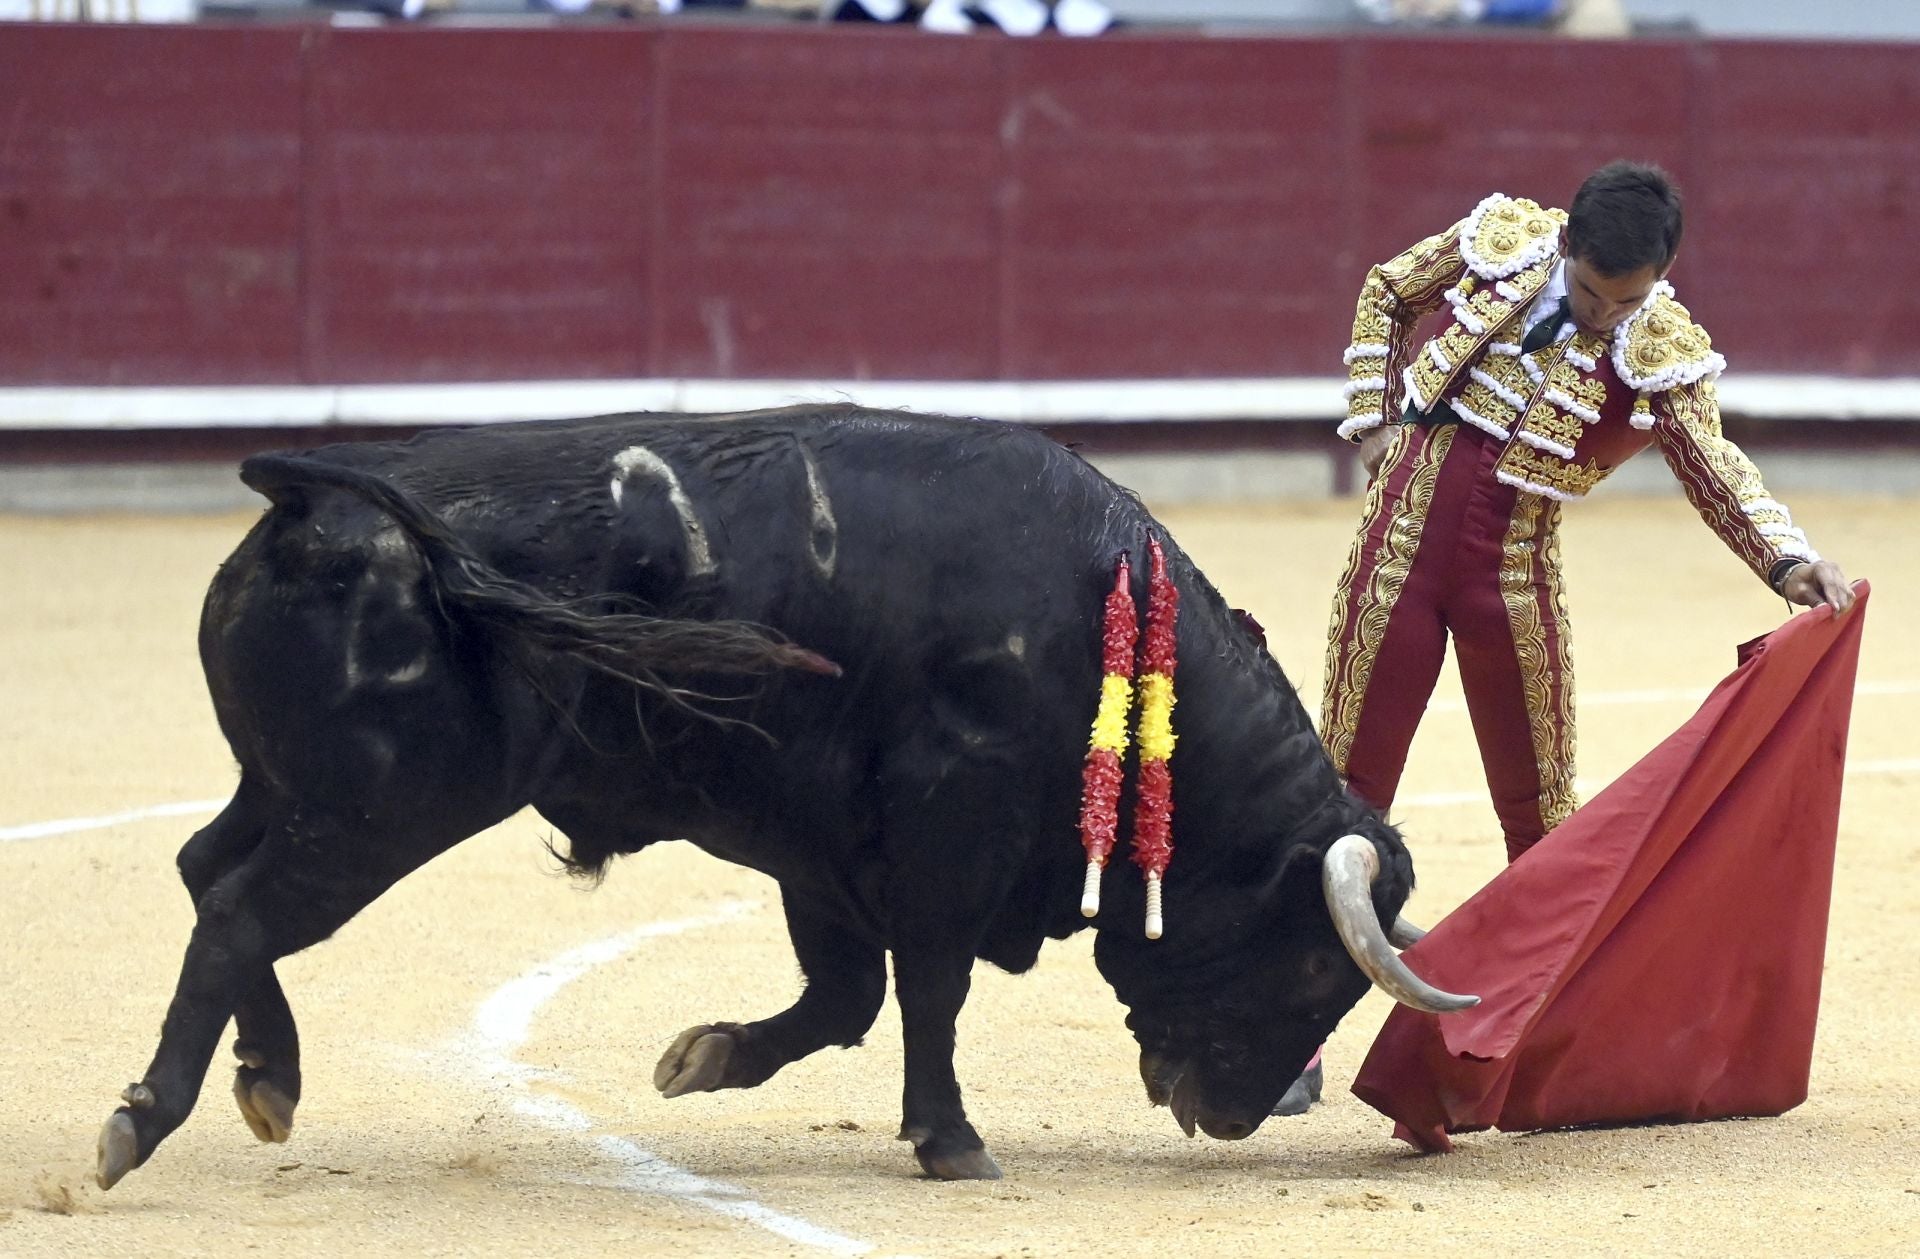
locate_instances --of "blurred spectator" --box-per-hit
[1480,0,1560,23]
[1357,0,1576,25]
[829,0,906,19]
[1355,0,1485,23]
[1558,0,1628,36]
[977,0,1049,34]
[824,0,1110,35]
[1052,0,1110,35]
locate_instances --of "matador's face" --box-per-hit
[1565,251,1671,336]
[1557,221,1673,336]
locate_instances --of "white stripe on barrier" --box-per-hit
[3,373,1918,430]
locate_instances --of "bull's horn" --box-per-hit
[1322,835,1479,1014]
[1388,916,1427,949]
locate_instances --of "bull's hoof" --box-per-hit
[900,1125,1003,1181]
[95,1111,139,1191]
[653,1025,740,1098]
[234,1073,297,1143]
[914,1143,1003,1181]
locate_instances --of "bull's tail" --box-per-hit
[238,453,841,704]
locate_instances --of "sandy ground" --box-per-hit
[2,488,1917,1258]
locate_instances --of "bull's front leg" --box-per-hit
[890,944,1000,1181]
[654,890,886,1096]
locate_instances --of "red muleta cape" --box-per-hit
[1353,582,1870,1151]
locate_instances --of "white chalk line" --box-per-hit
[0,796,230,843]
[443,901,882,1257]
[0,786,906,1249]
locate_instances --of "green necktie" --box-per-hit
[1521,295,1572,355]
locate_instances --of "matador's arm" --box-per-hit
[1651,378,1821,589]
[1339,221,1472,441]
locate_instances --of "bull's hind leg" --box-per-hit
[173,778,302,1145]
[655,889,886,1097]
[96,806,491,1190]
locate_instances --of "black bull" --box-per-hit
[96,406,1473,1189]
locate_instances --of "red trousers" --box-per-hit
[1322,422,1576,862]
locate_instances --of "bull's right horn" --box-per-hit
[1322,835,1479,1014]
[1388,916,1427,949]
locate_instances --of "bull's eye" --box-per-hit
[1304,951,1333,979]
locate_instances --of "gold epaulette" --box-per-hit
[1459,194,1566,281]
[1612,286,1726,392]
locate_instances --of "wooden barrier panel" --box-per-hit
[305,28,657,383]
[0,25,307,385]
[1,24,1916,386]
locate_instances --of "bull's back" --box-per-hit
[267,406,1136,642]
[206,407,1139,826]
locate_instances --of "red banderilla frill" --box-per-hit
[1075,537,1180,939]
[1077,552,1137,919]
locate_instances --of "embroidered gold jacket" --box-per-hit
[1340,193,1819,583]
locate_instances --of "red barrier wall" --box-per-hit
[2,23,1916,386]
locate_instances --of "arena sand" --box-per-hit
[2,491,1915,1258]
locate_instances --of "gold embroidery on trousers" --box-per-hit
[1499,497,1577,833]
[1322,426,1455,772]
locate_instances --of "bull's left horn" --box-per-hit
[1388,916,1427,949]
[1322,835,1479,1014]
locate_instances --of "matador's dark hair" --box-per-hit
[1566,161,1684,276]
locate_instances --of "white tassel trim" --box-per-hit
[1426,341,1452,373]
[1522,354,1547,386]
[1489,341,1521,357]
[1774,540,1821,563]
[1459,193,1510,275]
[1514,427,1577,460]
[1460,193,1562,280]
[1757,522,1811,542]
[1544,387,1602,425]
[1743,497,1791,518]
[1451,398,1512,441]
[1443,286,1487,335]
[1563,345,1598,371]
[1343,375,1389,400]
[1401,365,1430,414]
[1496,468,1580,501]
[1469,366,1530,412]
[1495,280,1527,303]
[1343,343,1389,364]
[1612,281,1729,390]
[1629,410,1656,431]
[1338,414,1386,440]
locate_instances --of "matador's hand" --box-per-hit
[1781,560,1856,614]
[1357,425,1401,481]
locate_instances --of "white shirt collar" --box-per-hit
[1525,258,1577,347]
